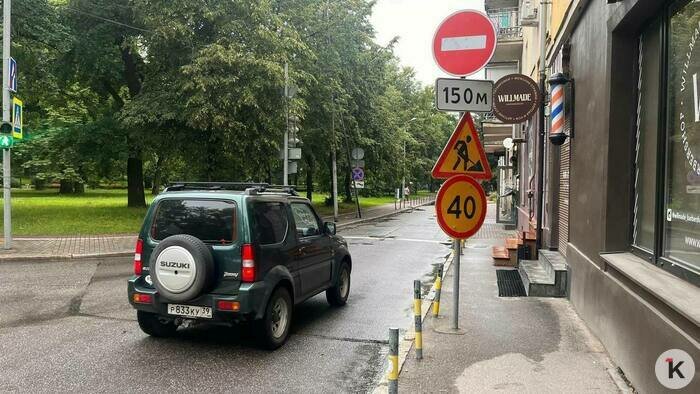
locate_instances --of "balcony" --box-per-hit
[487,7,523,63]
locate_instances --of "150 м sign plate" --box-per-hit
[435,78,492,112]
[436,174,486,239]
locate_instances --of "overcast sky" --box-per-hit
[370,0,486,86]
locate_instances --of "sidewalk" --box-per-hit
[0,197,433,262]
[395,206,627,393]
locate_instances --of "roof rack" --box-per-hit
[164,182,299,196]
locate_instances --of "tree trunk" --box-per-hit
[343,169,352,203]
[74,183,85,194]
[151,155,163,196]
[59,180,74,194]
[305,155,314,201]
[128,156,146,207]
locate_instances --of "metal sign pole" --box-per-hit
[452,238,461,330]
[283,62,289,186]
[2,0,11,250]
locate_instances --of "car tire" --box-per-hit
[256,287,293,350]
[137,311,177,337]
[326,262,350,307]
[149,234,214,302]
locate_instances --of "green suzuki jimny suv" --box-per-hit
[127,182,351,349]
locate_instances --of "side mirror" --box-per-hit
[324,222,336,235]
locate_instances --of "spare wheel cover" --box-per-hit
[155,246,197,294]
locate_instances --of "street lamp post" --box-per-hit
[2,0,11,250]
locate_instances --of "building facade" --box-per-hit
[486,0,700,391]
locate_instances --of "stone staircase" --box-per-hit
[518,250,568,297]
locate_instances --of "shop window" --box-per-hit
[633,0,700,283]
[665,1,700,274]
[633,19,661,252]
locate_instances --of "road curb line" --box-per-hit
[372,248,455,394]
[0,251,132,263]
[336,200,434,230]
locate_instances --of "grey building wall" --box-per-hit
[561,0,700,392]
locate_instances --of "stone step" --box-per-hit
[539,250,569,295]
[518,255,567,297]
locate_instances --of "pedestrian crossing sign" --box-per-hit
[431,112,491,180]
[11,97,22,140]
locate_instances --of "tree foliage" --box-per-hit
[11,0,457,203]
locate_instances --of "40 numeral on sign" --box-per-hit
[447,194,477,219]
[435,174,487,239]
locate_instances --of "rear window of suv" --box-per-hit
[151,199,236,244]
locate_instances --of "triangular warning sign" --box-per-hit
[431,112,492,180]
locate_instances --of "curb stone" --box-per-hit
[372,246,455,394]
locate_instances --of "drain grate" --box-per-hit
[496,270,527,297]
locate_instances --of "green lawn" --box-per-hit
[0,189,153,236]
[310,194,397,217]
[0,188,402,236]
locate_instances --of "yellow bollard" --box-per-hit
[433,264,444,317]
[414,280,423,360]
[388,327,399,393]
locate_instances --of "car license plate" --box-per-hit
[167,304,212,319]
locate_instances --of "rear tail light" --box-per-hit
[133,293,152,304]
[241,243,255,282]
[217,300,240,311]
[134,239,144,275]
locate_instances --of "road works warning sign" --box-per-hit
[431,113,492,180]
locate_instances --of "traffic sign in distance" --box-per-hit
[351,147,365,160]
[435,174,487,239]
[435,78,493,112]
[8,57,17,93]
[11,97,22,140]
[351,167,364,181]
[432,10,497,77]
[431,113,492,180]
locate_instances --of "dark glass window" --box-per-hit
[252,202,288,245]
[633,19,661,252]
[665,1,700,272]
[151,199,236,243]
[291,203,321,237]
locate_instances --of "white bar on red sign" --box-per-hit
[441,35,487,52]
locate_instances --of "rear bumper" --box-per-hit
[127,276,268,323]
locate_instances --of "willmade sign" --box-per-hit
[492,74,541,124]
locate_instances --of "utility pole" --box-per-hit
[283,62,289,186]
[326,0,338,221]
[535,0,549,253]
[331,104,338,221]
[3,0,11,250]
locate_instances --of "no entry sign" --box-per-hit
[432,10,497,77]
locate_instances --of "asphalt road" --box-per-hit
[0,207,450,393]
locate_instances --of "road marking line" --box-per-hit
[343,236,445,244]
[441,35,487,52]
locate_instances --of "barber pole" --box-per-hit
[548,73,570,145]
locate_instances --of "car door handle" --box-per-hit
[295,244,310,257]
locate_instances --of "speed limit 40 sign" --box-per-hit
[435,174,487,239]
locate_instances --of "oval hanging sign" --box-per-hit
[492,74,541,124]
